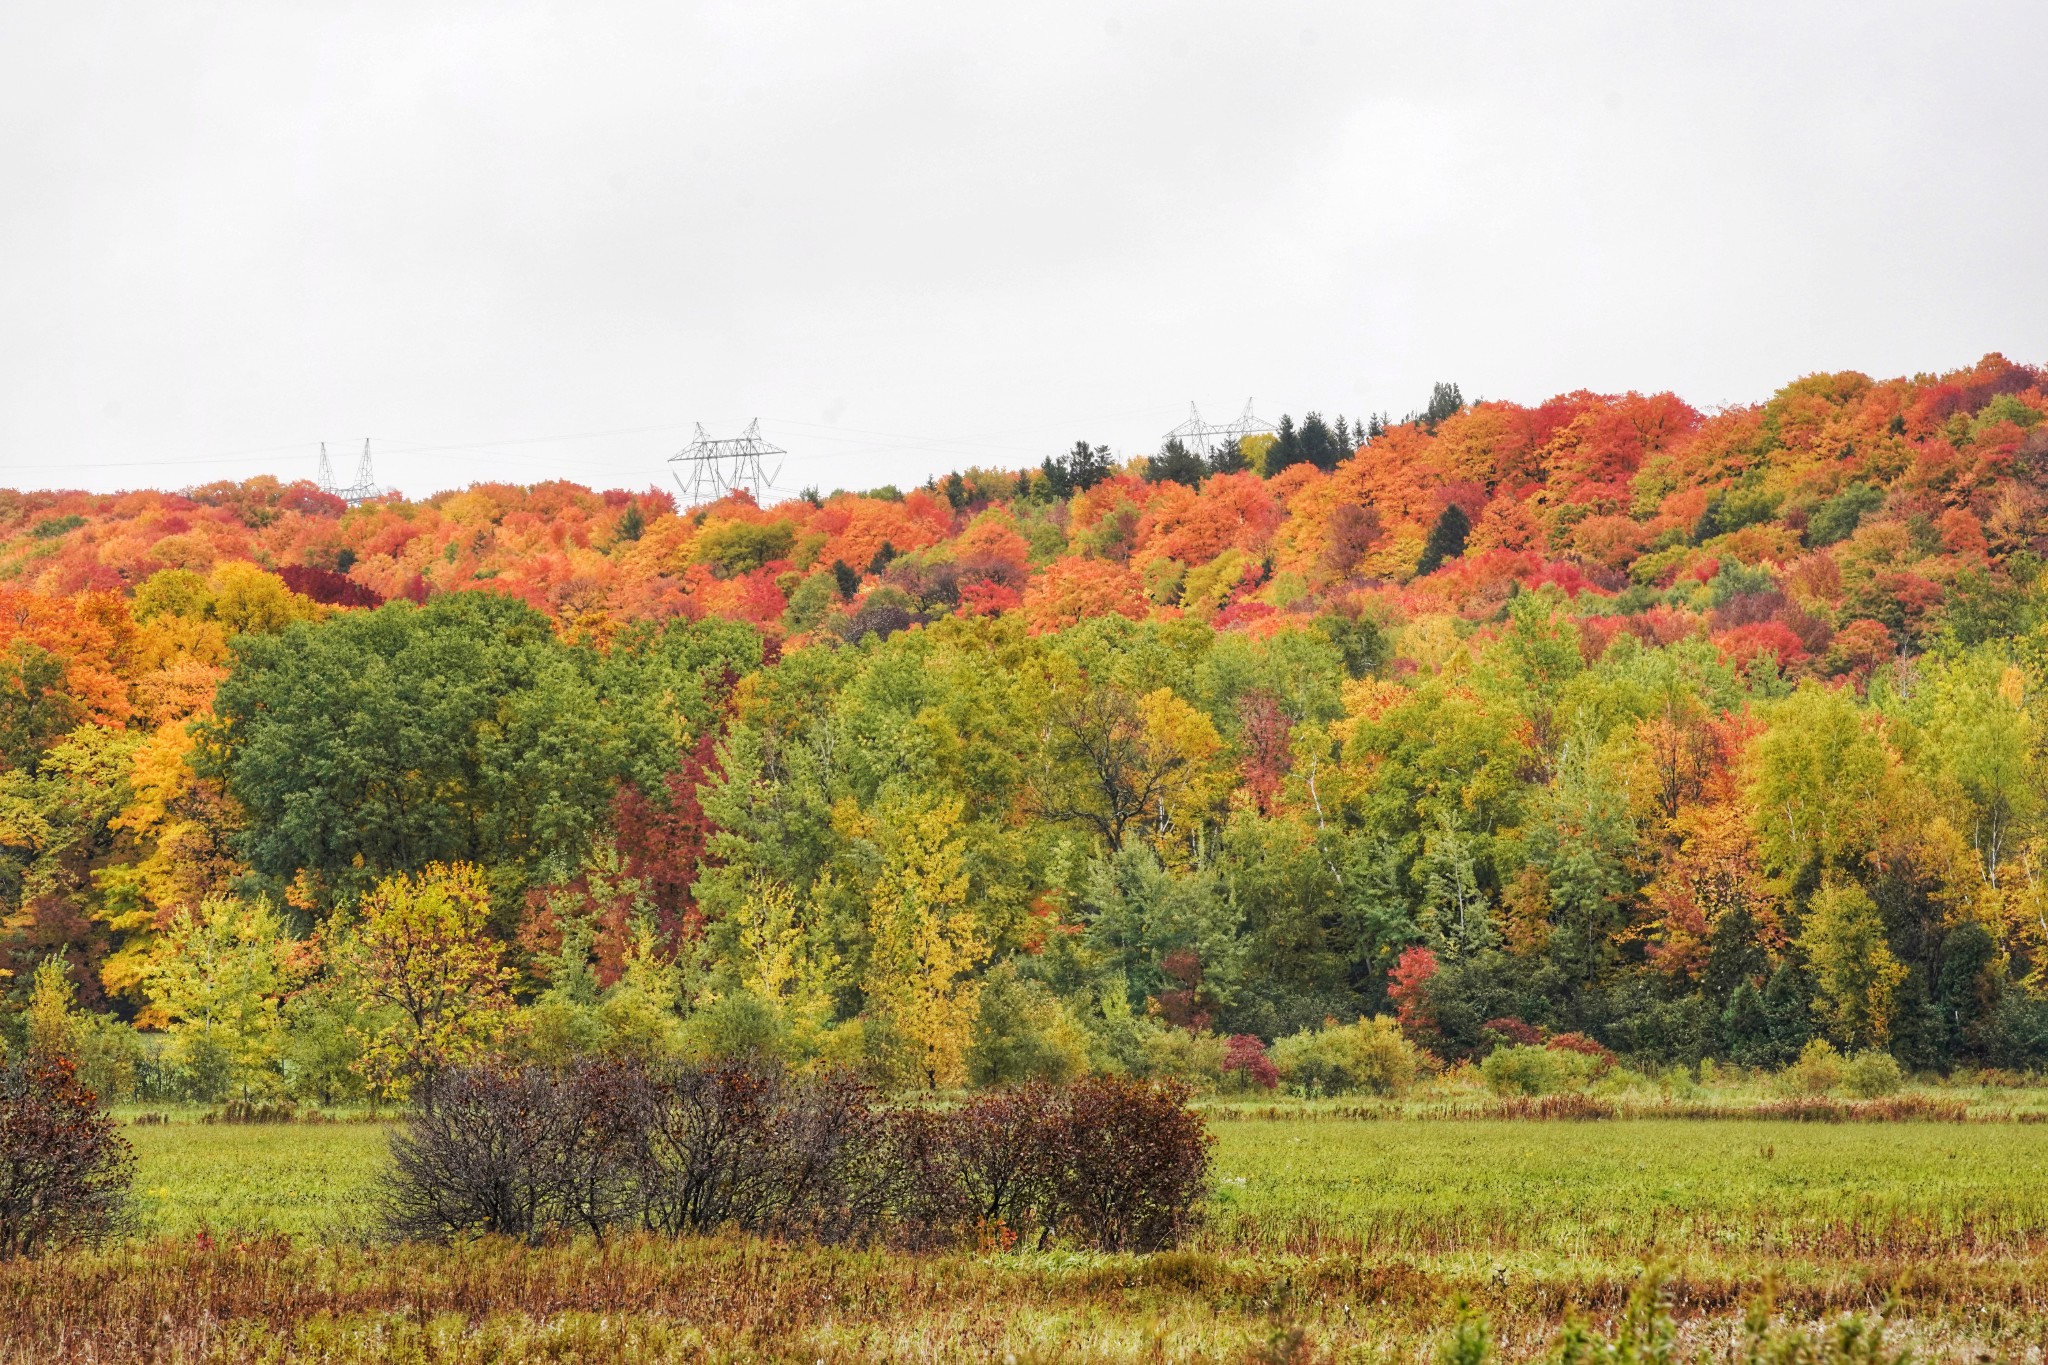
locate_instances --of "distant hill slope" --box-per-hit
[3,353,2042,674]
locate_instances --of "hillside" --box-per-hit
[4,352,2048,1089]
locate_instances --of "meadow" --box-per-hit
[8,1104,2037,1363]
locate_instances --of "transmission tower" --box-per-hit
[666,420,785,506]
[318,439,384,505]
[1161,399,1277,458]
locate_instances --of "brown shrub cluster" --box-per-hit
[382,1061,1212,1253]
[0,1053,133,1258]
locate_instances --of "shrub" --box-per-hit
[1544,1032,1617,1073]
[637,1062,892,1243]
[951,1076,1211,1252]
[1481,1016,1544,1048]
[678,991,794,1064]
[814,1015,925,1091]
[1480,1044,1573,1097]
[1137,1027,1227,1093]
[1271,1017,1420,1096]
[967,973,1094,1085]
[0,1054,134,1258]
[1783,1039,1844,1095]
[70,1014,143,1105]
[949,1082,1070,1247]
[379,1061,1215,1253]
[1841,1049,1905,1098]
[1059,1076,1212,1252]
[1220,1034,1278,1091]
[381,1059,648,1243]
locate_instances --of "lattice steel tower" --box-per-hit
[667,420,784,505]
[318,439,384,505]
[1160,399,1277,458]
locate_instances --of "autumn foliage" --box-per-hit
[6,353,2048,1099]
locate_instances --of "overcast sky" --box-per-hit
[2,1,2044,501]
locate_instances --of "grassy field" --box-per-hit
[56,1108,2046,1362]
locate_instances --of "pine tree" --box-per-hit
[1416,504,1472,576]
[1422,382,1464,432]
[1147,439,1207,486]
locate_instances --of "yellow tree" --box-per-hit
[1798,881,1907,1048]
[24,955,77,1059]
[143,896,309,1100]
[1746,683,1897,883]
[722,873,839,1029]
[100,721,242,1002]
[863,795,987,1088]
[341,862,515,1099]
[1029,667,1228,855]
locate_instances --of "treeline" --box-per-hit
[9,585,2048,1104]
[3,355,2048,1093]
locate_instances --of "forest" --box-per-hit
[5,351,2048,1100]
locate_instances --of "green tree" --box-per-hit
[1415,504,1471,576]
[1080,842,1244,1017]
[0,643,80,778]
[205,592,632,900]
[1420,381,1464,432]
[1748,683,1895,883]
[1146,439,1208,486]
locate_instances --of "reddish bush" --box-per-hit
[1481,1017,1544,1048]
[382,1059,648,1243]
[949,1083,1069,1247]
[1544,1031,1617,1073]
[1387,946,1440,1043]
[0,1054,133,1258]
[381,1063,1213,1253]
[1221,1034,1279,1090]
[1059,1076,1213,1252]
[637,1062,892,1243]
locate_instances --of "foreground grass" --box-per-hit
[97,1111,2048,1360]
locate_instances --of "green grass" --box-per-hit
[127,1111,2048,1263]
[1209,1116,2048,1261]
[130,1119,391,1239]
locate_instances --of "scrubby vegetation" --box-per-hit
[0,1050,131,1257]
[379,1061,1210,1254]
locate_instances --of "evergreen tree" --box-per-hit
[831,559,860,601]
[1415,504,1472,576]
[1266,415,1303,473]
[1147,439,1207,487]
[1298,412,1344,472]
[1042,440,1115,496]
[613,502,645,543]
[1421,382,1464,432]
